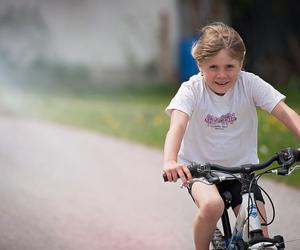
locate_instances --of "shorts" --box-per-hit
[187,179,265,209]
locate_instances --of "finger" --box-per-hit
[171,170,178,182]
[165,171,172,182]
[182,165,193,181]
[177,168,187,184]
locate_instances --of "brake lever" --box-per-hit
[286,165,300,176]
[179,177,215,189]
[271,165,300,176]
[179,172,222,189]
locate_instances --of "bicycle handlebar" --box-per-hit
[163,148,300,182]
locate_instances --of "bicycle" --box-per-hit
[163,147,300,249]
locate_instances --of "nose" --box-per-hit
[216,69,227,79]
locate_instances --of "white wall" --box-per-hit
[0,0,179,83]
[40,0,179,78]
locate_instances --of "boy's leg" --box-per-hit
[190,181,224,250]
[257,201,269,237]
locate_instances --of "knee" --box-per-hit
[197,197,224,222]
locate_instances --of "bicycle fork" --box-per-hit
[228,193,285,249]
[226,192,262,249]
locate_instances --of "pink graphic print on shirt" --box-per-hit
[205,113,237,130]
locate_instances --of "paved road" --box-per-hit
[0,115,300,250]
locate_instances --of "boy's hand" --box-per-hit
[163,160,192,185]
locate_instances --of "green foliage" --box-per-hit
[27,95,171,148]
[0,82,177,148]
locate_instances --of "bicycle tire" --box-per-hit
[211,228,226,250]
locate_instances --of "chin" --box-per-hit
[216,92,226,96]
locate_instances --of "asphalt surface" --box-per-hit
[0,115,300,250]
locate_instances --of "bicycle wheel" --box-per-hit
[211,228,226,250]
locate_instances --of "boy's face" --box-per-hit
[199,49,242,95]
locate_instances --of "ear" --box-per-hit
[239,60,244,70]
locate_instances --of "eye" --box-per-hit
[209,65,217,70]
[226,64,235,69]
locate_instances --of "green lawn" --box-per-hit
[0,84,177,148]
[1,82,300,187]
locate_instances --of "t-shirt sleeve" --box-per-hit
[165,82,197,117]
[251,75,286,113]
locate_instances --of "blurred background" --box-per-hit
[0,0,299,180]
[0,0,299,87]
[0,1,300,249]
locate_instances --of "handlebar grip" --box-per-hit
[162,164,195,182]
[162,172,183,182]
[163,173,168,182]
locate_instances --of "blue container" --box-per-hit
[179,35,199,82]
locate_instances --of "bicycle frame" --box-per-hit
[226,193,265,249]
[220,173,283,249]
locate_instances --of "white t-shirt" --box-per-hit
[166,71,285,167]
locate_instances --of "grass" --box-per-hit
[1,81,300,187]
[0,83,177,148]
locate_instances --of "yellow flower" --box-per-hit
[103,114,119,129]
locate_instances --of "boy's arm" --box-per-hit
[271,101,300,139]
[163,110,192,184]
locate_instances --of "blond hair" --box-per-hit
[192,22,246,64]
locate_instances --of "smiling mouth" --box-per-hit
[215,81,229,86]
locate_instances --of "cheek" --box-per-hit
[229,71,240,80]
[203,71,215,80]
